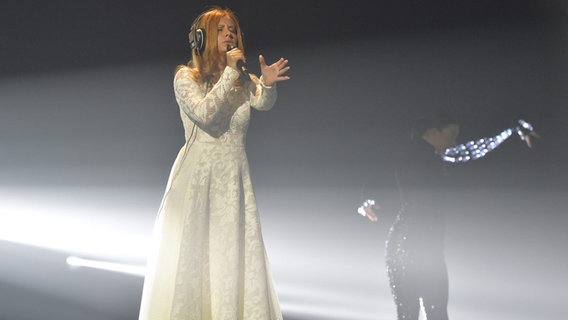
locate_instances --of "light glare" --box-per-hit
[67,256,146,276]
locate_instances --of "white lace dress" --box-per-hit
[138,66,282,320]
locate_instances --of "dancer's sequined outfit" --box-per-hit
[385,141,450,320]
[382,119,534,319]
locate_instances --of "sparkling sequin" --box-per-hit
[442,119,535,163]
[386,173,450,319]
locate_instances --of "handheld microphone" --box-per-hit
[227,45,251,81]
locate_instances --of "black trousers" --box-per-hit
[385,212,449,320]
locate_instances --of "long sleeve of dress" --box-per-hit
[248,75,277,111]
[174,66,240,130]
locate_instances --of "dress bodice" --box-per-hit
[173,66,277,147]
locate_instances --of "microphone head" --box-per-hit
[227,44,235,51]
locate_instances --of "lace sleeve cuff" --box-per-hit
[259,76,275,89]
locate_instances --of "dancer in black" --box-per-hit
[358,110,538,320]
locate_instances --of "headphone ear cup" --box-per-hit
[189,28,206,55]
[195,28,205,54]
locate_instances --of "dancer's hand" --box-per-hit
[516,119,540,148]
[259,55,290,86]
[358,200,379,222]
[522,131,540,148]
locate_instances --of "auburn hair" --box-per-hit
[179,7,245,85]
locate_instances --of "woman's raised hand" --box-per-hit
[259,55,290,86]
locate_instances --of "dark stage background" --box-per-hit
[1,1,567,319]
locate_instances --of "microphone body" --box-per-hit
[227,45,251,81]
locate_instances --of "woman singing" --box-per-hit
[138,7,290,320]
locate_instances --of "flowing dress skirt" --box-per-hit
[138,141,282,320]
